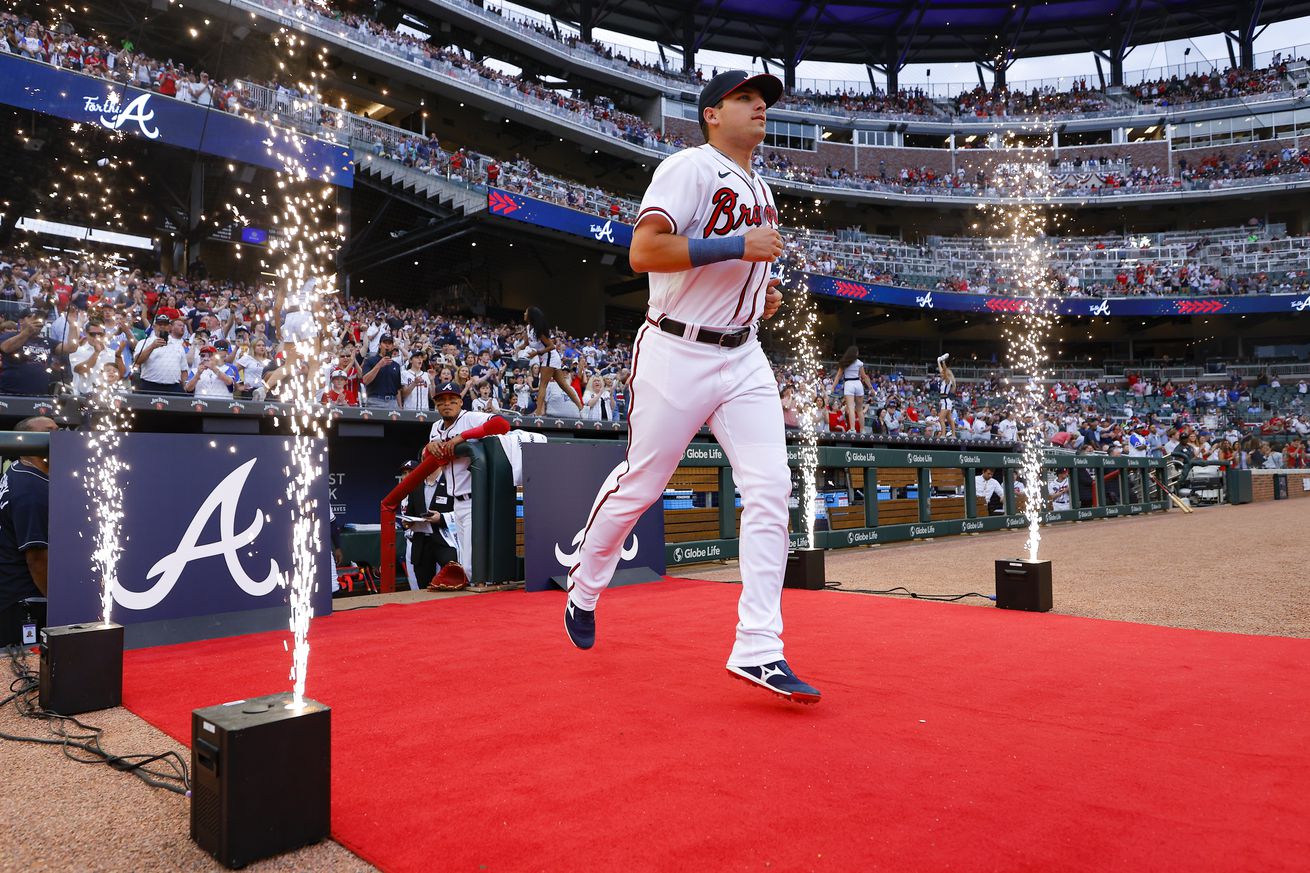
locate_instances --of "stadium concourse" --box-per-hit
[3,0,1310,869]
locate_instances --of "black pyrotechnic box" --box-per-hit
[191,692,331,869]
[783,547,826,590]
[994,559,1053,612]
[38,622,123,715]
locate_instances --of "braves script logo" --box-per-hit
[87,92,160,139]
[916,291,934,309]
[554,528,638,568]
[1292,295,1310,312]
[1090,300,1111,316]
[703,187,777,237]
[115,459,281,610]
[589,220,615,243]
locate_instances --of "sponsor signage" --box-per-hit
[47,432,332,645]
[487,188,634,247]
[0,54,353,187]
[522,442,665,590]
[806,274,1309,317]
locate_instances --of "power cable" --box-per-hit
[1,645,191,796]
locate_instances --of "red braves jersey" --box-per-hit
[635,144,778,328]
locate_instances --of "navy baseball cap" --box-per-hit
[433,381,461,398]
[698,70,783,119]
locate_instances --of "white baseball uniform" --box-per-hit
[429,410,498,575]
[567,143,792,668]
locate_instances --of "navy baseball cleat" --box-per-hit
[727,660,821,705]
[564,598,595,650]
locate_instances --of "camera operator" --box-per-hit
[0,417,57,645]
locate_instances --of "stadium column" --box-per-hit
[681,12,696,75]
[337,184,351,301]
[783,32,797,92]
[579,0,593,44]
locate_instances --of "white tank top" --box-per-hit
[842,359,863,380]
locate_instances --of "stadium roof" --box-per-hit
[513,0,1310,70]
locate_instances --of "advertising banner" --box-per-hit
[487,188,633,247]
[521,442,664,592]
[805,275,1310,317]
[47,432,332,646]
[0,53,353,187]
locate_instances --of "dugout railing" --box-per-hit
[462,438,1176,580]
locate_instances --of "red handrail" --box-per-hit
[379,451,448,593]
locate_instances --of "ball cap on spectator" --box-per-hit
[330,369,347,381]
[433,381,462,398]
[154,313,173,325]
[699,70,783,119]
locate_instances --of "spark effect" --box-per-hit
[771,266,822,548]
[227,17,343,707]
[980,129,1061,561]
[84,333,134,627]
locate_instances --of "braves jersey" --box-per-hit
[635,144,778,328]
[429,410,497,497]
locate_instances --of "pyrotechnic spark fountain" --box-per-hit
[980,127,1061,561]
[771,263,822,547]
[84,332,135,627]
[226,12,343,708]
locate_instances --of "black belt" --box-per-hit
[455,494,472,502]
[656,317,751,348]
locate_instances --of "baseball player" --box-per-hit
[424,381,510,581]
[563,70,821,705]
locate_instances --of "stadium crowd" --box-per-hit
[10,4,1310,211]
[2,245,1305,472]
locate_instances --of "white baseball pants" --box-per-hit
[451,497,474,577]
[567,322,792,667]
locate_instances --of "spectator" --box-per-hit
[362,334,402,409]
[134,314,189,394]
[0,306,81,395]
[399,350,433,411]
[185,343,238,398]
[68,319,125,396]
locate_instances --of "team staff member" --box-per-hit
[563,71,821,704]
[423,381,510,583]
[134,313,189,393]
[0,417,57,645]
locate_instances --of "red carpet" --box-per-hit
[122,579,1310,872]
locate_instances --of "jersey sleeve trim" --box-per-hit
[635,207,677,234]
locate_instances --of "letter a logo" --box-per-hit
[100,93,161,139]
[117,459,282,610]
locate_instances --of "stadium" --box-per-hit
[0,0,1307,868]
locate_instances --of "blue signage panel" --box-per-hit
[805,274,1310,317]
[0,53,353,187]
[521,442,665,592]
[47,432,333,643]
[487,188,633,248]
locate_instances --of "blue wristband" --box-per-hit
[687,235,746,267]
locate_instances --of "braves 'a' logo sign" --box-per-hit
[704,187,778,238]
[554,528,638,568]
[115,459,282,610]
[91,92,161,139]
